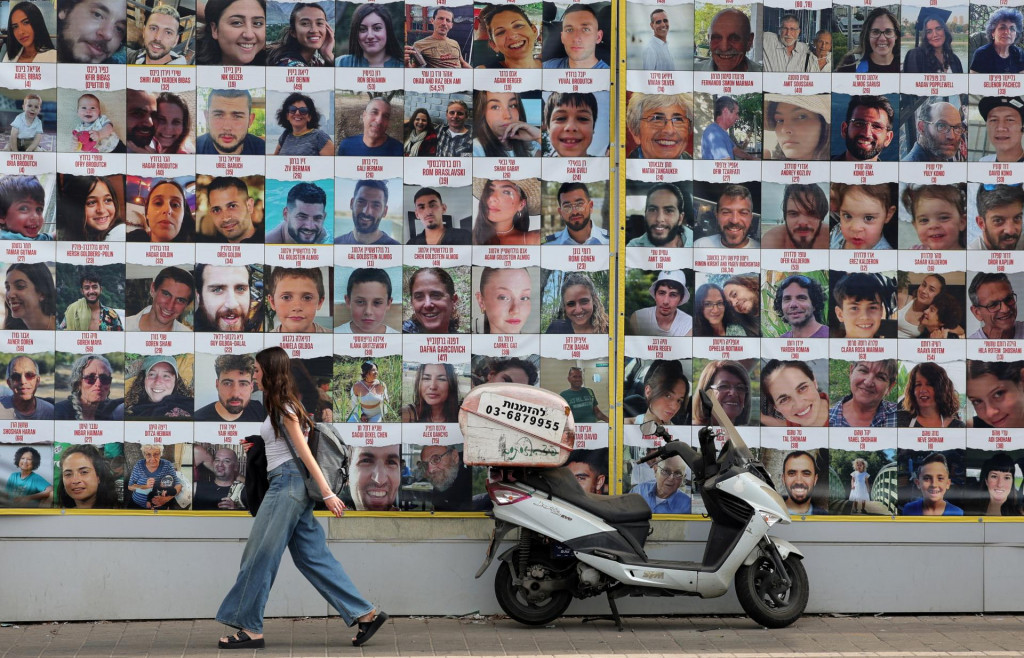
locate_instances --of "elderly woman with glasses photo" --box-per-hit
[692,360,753,427]
[971,8,1024,74]
[625,93,692,160]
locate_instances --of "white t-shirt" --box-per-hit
[124,307,190,332]
[10,113,43,139]
[642,37,676,71]
[628,307,693,337]
[897,301,923,338]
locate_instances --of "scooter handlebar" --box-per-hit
[664,441,702,475]
[637,448,663,464]
[637,441,703,477]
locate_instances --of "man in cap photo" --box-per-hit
[627,270,693,337]
[979,96,1024,163]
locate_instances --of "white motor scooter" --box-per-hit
[466,386,808,629]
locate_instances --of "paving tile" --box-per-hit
[4,616,1024,657]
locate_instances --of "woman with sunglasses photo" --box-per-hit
[272,93,334,156]
[53,355,122,421]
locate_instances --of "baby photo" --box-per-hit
[1,90,56,152]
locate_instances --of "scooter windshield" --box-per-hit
[699,389,756,464]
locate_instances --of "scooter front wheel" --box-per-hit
[735,553,808,628]
[494,560,573,625]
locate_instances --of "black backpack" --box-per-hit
[283,421,350,503]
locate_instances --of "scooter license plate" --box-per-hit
[550,542,573,559]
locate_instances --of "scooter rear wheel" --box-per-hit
[494,560,573,625]
[735,553,808,628]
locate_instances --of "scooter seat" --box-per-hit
[520,467,653,524]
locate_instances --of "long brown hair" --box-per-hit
[257,346,314,439]
[902,362,961,419]
[59,175,124,241]
[155,93,192,154]
[473,180,532,245]
[266,2,327,66]
[411,362,460,422]
[473,90,533,157]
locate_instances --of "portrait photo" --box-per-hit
[333,354,401,423]
[828,270,898,339]
[335,1,404,68]
[0,173,56,241]
[57,174,126,242]
[52,352,124,421]
[0,442,54,508]
[828,448,898,515]
[543,1,612,70]
[0,88,55,152]
[334,265,402,334]
[625,2,693,70]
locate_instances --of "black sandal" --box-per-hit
[351,611,388,647]
[218,630,265,650]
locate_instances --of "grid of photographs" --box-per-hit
[0,0,1022,520]
[0,0,613,513]
[622,0,1023,518]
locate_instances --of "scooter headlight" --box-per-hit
[759,510,784,527]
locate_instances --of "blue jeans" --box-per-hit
[216,460,374,633]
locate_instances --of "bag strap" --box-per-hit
[278,410,315,474]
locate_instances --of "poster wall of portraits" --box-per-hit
[0,0,1021,520]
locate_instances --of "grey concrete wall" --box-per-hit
[1,516,1021,622]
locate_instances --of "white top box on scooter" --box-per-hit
[459,384,576,467]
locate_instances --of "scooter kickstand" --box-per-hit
[607,593,623,632]
[581,592,624,632]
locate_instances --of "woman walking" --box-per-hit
[216,346,387,649]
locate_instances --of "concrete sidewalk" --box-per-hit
[2,614,1024,658]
